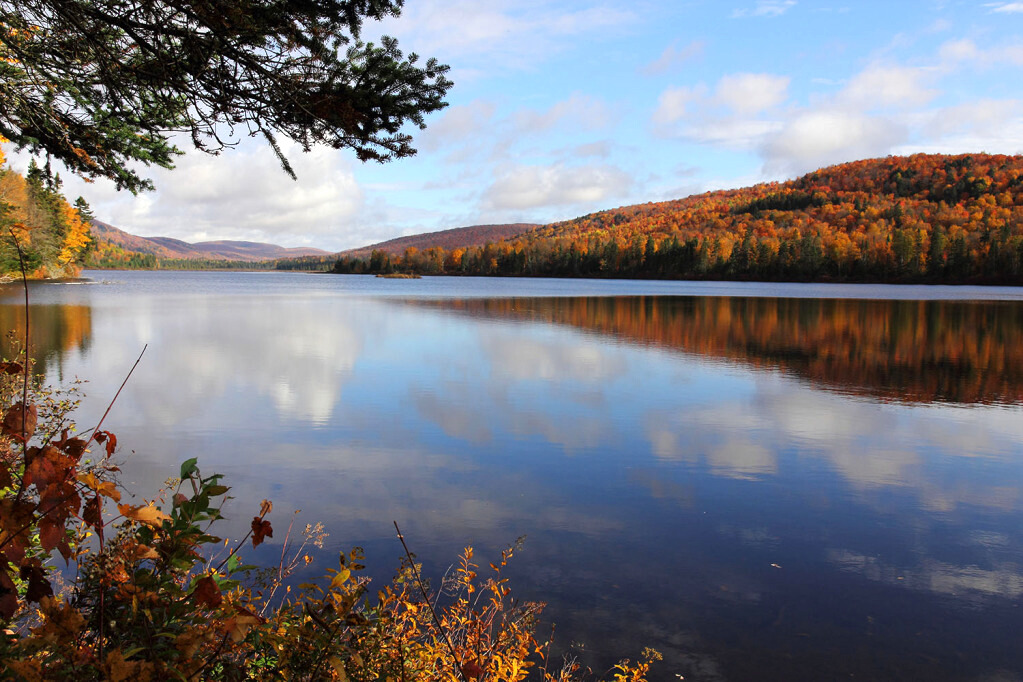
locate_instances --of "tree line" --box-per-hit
[330,154,1023,284]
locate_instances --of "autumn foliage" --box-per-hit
[0,144,94,279]
[333,153,1023,284]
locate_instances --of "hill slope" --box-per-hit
[333,153,1023,284]
[89,220,329,263]
[338,223,538,259]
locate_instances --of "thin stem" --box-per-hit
[210,502,271,575]
[393,520,467,682]
[82,344,148,452]
[6,228,30,445]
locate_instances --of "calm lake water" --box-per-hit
[4,270,1023,681]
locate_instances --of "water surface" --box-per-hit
[3,271,1023,681]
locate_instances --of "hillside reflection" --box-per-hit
[422,296,1023,405]
[0,303,92,375]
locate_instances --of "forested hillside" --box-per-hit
[333,154,1023,284]
[0,145,93,279]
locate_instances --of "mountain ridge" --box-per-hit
[88,220,330,263]
[337,223,539,259]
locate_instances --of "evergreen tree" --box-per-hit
[0,0,452,192]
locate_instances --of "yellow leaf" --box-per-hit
[117,503,171,528]
[132,543,159,560]
[226,612,262,643]
[78,472,122,501]
[330,568,351,589]
[329,656,349,680]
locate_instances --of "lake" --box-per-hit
[4,270,1023,681]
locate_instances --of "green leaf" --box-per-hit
[180,458,199,479]
[206,485,230,496]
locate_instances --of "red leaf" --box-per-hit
[251,517,273,548]
[462,661,484,679]
[64,437,88,461]
[0,362,23,375]
[94,431,117,457]
[192,576,223,609]
[82,495,102,530]
[0,569,18,620]
[24,446,74,491]
[19,564,52,604]
[0,500,35,566]
[2,403,37,441]
[38,517,65,554]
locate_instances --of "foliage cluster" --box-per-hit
[0,320,659,680]
[0,0,452,193]
[0,145,93,279]
[330,153,1023,284]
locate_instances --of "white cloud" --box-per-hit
[512,93,613,133]
[484,162,632,210]
[715,73,791,115]
[760,110,908,175]
[731,1,797,18]
[938,38,982,64]
[840,64,937,109]
[648,50,1016,177]
[651,74,788,149]
[687,120,785,149]
[652,85,708,124]
[924,99,1022,138]
[652,73,788,128]
[938,38,1023,67]
[987,2,1023,13]
[563,140,612,159]
[418,100,497,152]
[642,40,706,75]
[379,0,636,70]
[39,137,365,249]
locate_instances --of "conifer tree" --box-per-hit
[0,0,452,192]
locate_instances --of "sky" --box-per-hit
[7,0,1023,252]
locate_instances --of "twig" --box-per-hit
[393,520,467,682]
[9,229,29,450]
[190,631,232,681]
[82,342,145,662]
[82,344,148,451]
[260,513,298,615]
[210,501,272,575]
[6,229,31,506]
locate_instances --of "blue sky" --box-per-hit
[10,0,1023,251]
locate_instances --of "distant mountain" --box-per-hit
[338,224,539,259]
[89,220,330,262]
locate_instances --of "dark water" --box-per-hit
[3,271,1023,681]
